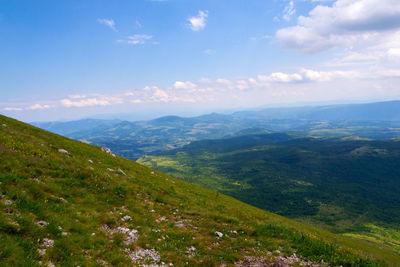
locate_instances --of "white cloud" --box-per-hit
[174,81,197,89]
[118,34,153,45]
[28,104,51,110]
[151,88,170,102]
[97,18,117,31]
[283,1,296,22]
[276,0,400,53]
[259,72,303,83]
[4,107,22,111]
[60,96,122,108]
[258,69,357,83]
[188,10,208,31]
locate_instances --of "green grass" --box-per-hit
[0,114,399,266]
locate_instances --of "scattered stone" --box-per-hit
[101,147,116,157]
[103,225,139,245]
[59,197,67,203]
[61,231,69,236]
[117,168,127,176]
[2,124,6,127]
[215,231,224,238]
[3,199,12,205]
[124,248,161,264]
[122,215,132,222]
[88,159,94,164]
[96,259,109,266]
[58,149,69,154]
[38,238,54,257]
[150,209,155,213]
[235,253,316,267]
[185,246,196,258]
[91,233,96,236]
[107,168,115,172]
[150,171,154,175]
[32,177,41,183]
[36,221,48,228]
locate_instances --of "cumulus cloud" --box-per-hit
[60,96,122,108]
[188,10,208,31]
[174,81,197,89]
[118,34,153,45]
[4,107,22,111]
[276,0,400,53]
[97,18,117,31]
[258,69,357,83]
[28,104,51,110]
[151,88,170,102]
[5,65,398,113]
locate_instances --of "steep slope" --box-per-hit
[1,115,398,266]
[138,134,400,252]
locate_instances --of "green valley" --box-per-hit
[138,133,400,254]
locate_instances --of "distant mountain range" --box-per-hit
[32,100,400,160]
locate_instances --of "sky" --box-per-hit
[1,0,400,121]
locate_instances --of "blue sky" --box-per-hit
[1,0,400,121]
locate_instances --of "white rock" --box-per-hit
[122,215,132,222]
[36,221,48,227]
[32,178,41,183]
[185,246,196,258]
[88,159,94,163]
[118,168,127,176]
[215,231,224,238]
[58,149,69,154]
[124,248,160,264]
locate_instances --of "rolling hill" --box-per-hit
[1,115,399,266]
[32,101,400,161]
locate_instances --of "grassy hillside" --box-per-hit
[1,114,399,266]
[138,134,400,254]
